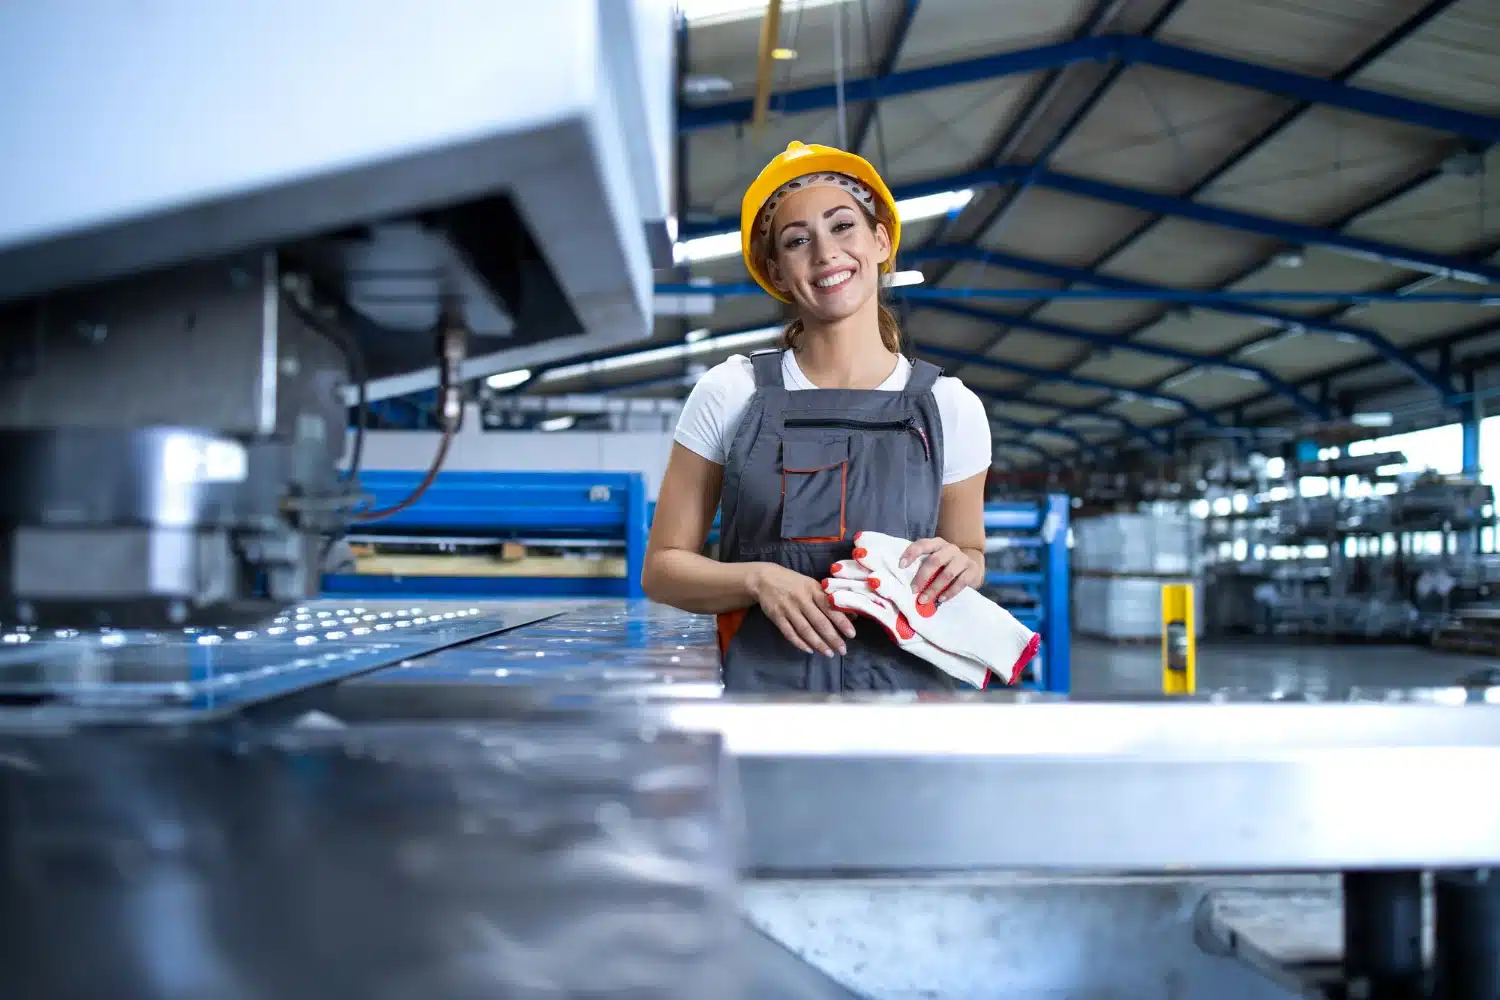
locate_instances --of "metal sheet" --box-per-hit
[0,600,563,723]
[358,601,722,701]
[659,698,1500,873]
[0,715,740,1000]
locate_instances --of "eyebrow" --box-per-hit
[777,204,857,239]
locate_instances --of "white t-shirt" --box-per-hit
[673,352,992,485]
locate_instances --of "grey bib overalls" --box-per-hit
[715,349,960,692]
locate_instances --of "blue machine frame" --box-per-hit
[323,470,649,598]
[984,495,1071,694]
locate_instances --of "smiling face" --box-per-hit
[764,185,891,323]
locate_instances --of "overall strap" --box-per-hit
[748,348,784,389]
[905,357,943,395]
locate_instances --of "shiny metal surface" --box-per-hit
[0,600,563,723]
[661,698,1500,873]
[359,601,722,701]
[0,716,739,1000]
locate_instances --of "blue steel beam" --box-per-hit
[1048,169,1488,439]
[675,164,1500,285]
[848,0,921,155]
[922,0,1182,282]
[920,300,1331,418]
[680,34,1500,146]
[1175,284,1500,427]
[1121,37,1499,145]
[917,342,1223,427]
[981,2,1469,447]
[1027,168,1496,285]
[933,0,1463,303]
[902,245,1460,395]
[678,37,1109,131]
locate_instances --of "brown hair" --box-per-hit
[754,201,902,354]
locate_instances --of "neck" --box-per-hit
[794,298,896,389]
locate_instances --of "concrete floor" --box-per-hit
[1070,635,1498,698]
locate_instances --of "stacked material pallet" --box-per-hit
[1073,512,1203,641]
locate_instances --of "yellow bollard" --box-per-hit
[1161,583,1196,695]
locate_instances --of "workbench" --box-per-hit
[3,600,1500,999]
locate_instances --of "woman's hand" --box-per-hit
[899,538,982,606]
[748,562,856,657]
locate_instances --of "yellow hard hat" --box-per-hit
[740,141,901,302]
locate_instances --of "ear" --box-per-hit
[766,255,791,293]
[872,221,892,267]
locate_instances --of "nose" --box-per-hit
[809,230,834,264]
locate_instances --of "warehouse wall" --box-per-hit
[359,426,677,497]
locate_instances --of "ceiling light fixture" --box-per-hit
[486,368,532,390]
[541,326,782,383]
[672,188,975,265]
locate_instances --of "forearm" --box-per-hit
[960,547,986,585]
[642,548,763,614]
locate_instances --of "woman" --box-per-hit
[642,141,992,692]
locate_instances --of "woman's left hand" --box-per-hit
[899,538,982,606]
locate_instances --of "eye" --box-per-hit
[782,234,808,250]
[832,220,855,233]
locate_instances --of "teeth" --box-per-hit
[816,270,853,288]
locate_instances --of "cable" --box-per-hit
[353,309,467,522]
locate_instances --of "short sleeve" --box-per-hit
[672,356,757,465]
[933,376,992,485]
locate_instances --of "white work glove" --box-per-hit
[821,578,991,689]
[847,530,1039,686]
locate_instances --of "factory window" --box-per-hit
[1348,423,1464,476]
[1479,415,1500,487]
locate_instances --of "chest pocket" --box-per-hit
[780,438,849,543]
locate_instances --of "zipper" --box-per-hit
[784,416,931,462]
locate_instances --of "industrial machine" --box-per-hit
[0,1,675,631]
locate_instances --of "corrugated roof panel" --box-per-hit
[990,401,1076,423]
[1031,297,1165,332]
[1138,311,1268,353]
[911,307,1006,347]
[868,78,1036,177]
[1349,172,1500,254]
[981,187,1152,267]
[1049,66,1287,194]
[1167,370,1266,408]
[1109,397,1184,427]
[1199,108,1438,225]
[1227,247,1400,292]
[687,111,843,216]
[930,265,1059,292]
[1105,217,1280,285]
[1348,298,1496,345]
[1071,352,1185,387]
[1257,336,1373,378]
[1157,0,1413,76]
[983,330,1081,367]
[1353,0,1500,113]
[896,0,1090,70]
[1023,380,1117,407]
[952,366,1028,392]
